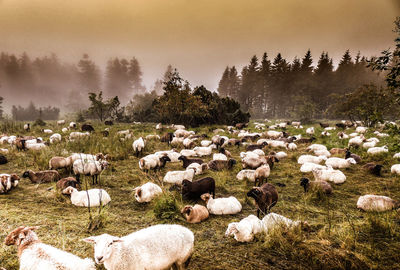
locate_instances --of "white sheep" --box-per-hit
[69,131,90,141]
[325,157,356,169]
[306,127,314,135]
[313,149,331,157]
[0,148,9,154]
[297,155,327,165]
[200,140,212,147]
[367,146,388,155]
[57,119,66,125]
[73,159,108,184]
[225,215,263,242]
[62,127,69,133]
[357,195,399,212]
[170,137,184,147]
[180,149,197,157]
[306,144,327,152]
[186,163,208,175]
[83,224,194,270]
[262,213,301,233]
[393,153,400,159]
[69,122,77,128]
[213,153,228,161]
[349,132,359,138]
[236,169,256,182]
[133,182,162,203]
[25,142,47,151]
[240,151,260,160]
[62,186,111,207]
[391,164,400,175]
[356,126,368,134]
[145,134,160,140]
[265,130,282,139]
[201,193,242,215]
[193,146,214,157]
[363,141,377,149]
[49,133,62,144]
[299,163,327,173]
[266,140,287,149]
[132,137,145,156]
[163,168,195,185]
[275,151,287,160]
[348,135,365,147]
[287,143,297,151]
[312,167,346,184]
[43,129,53,134]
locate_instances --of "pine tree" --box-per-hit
[78,54,100,93]
[105,58,131,102]
[228,66,240,100]
[217,66,230,97]
[128,57,145,95]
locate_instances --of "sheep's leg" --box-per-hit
[257,208,260,218]
[76,174,81,183]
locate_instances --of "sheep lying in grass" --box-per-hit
[22,170,60,184]
[69,131,90,141]
[180,149,197,157]
[193,145,214,157]
[287,143,297,151]
[345,150,361,163]
[313,149,331,157]
[236,169,256,182]
[181,204,209,223]
[133,182,162,203]
[300,163,327,173]
[306,127,314,135]
[25,142,47,151]
[186,162,208,175]
[225,215,263,242]
[254,165,270,186]
[132,137,145,157]
[247,183,278,217]
[300,177,332,194]
[83,224,194,270]
[357,195,400,212]
[363,163,383,176]
[208,159,237,171]
[201,193,242,215]
[306,144,327,152]
[325,157,356,169]
[56,177,80,190]
[348,135,365,147]
[213,153,228,161]
[49,133,62,144]
[393,153,400,159]
[139,154,171,173]
[391,164,400,175]
[367,146,388,155]
[0,174,19,194]
[312,167,346,184]
[163,168,196,185]
[262,213,301,233]
[5,226,95,270]
[363,141,377,149]
[242,156,266,169]
[63,186,111,207]
[178,155,204,168]
[297,155,327,165]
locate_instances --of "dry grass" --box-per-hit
[0,120,400,269]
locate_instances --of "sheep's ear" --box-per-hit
[82,236,97,244]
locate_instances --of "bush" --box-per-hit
[153,192,180,220]
[33,118,46,126]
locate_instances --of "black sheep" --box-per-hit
[247,183,278,218]
[182,177,215,200]
[246,141,268,152]
[178,155,204,169]
[81,124,95,132]
[0,155,7,165]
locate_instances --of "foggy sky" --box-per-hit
[0,0,398,92]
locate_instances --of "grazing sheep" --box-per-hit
[367,146,388,155]
[254,165,270,186]
[186,162,208,175]
[363,141,377,149]
[56,177,80,190]
[0,174,19,194]
[69,131,90,141]
[139,155,171,173]
[81,124,95,132]
[182,177,215,200]
[297,155,327,165]
[225,215,263,242]
[391,164,400,175]
[133,182,162,203]
[22,170,60,184]
[43,129,53,134]
[300,177,332,194]
[300,163,327,173]
[145,134,160,140]
[246,141,268,152]
[265,130,282,139]
[0,154,7,165]
[345,150,361,163]
[49,156,73,171]
[247,183,278,217]
[356,126,368,134]
[357,195,400,212]
[183,138,196,149]
[163,168,196,185]
[23,123,30,131]
[63,186,111,207]
[69,122,77,129]
[180,149,197,157]
[132,137,146,157]
[208,159,236,171]
[306,127,314,135]
[201,193,242,215]
[325,157,356,169]
[337,132,349,139]
[348,136,365,147]
[160,132,174,145]
[73,159,108,184]
[236,169,256,182]
[178,155,204,168]
[49,133,62,144]
[312,167,346,184]
[227,138,242,147]
[362,163,383,176]
[4,226,95,270]
[25,142,47,151]
[181,204,209,223]
[83,224,194,270]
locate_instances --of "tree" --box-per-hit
[87,92,109,121]
[217,66,230,97]
[78,54,100,93]
[128,57,145,95]
[105,58,131,102]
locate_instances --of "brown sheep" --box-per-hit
[15,138,27,151]
[178,155,204,169]
[254,165,270,186]
[345,150,361,163]
[247,183,278,218]
[160,132,174,145]
[363,162,383,176]
[208,159,236,171]
[56,177,81,190]
[296,137,316,144]
[227,138,242,147]
[300,177,332,194]
[265,155,279,170]
[49,156,73,171]
[219,147,232,158]
[22,170,60,184]
[242,157,266,169]
[181,204,209,223]
[329,148,347,155]
[246,141,268,152]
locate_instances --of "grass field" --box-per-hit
[1,120,400,270]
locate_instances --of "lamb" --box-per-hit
[297,155,327,165]
[73,159,108,184]
[22,170,60,184]
[0,174,19,194]
[300,163,327,173]
[63,186,111,207]
[23,123,30,131]
[186,162,208,175]
[357,195,400,212]
[254,165,270,186]
[62,127,69,133]
[363,162,383,176]
[345,150,361,163]
[247,183,278,217]
[236,169,256,182]
[208,159,236,171]
[337,132,349,139]
[163,168,196,185]
[83,224,194,270]
[225,215,263,242]
[69,122,77,129]
[262,213,301,233]
[312,167,346,184]
[49,133,62,144]
[139,155,171,173]
[49,156,73,171]
[367,146,388,155]
[201,193,242,215]
[181,204,209,223]
[133,182,162,203]
[391,164,400,175]
[300,177,332,194]
[56,177,80,190]
[325,157,356,169]
[132,137,145,157]
[178,155,204,168]
[4,226,95,270]
[193,145,214,157]
[182,177,215,200]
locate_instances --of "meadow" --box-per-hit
[0,120,400,270]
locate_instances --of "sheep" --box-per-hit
[348,135,365,147]
[262,213,301,233]
[219,147,232,158]
[200,140,212,147]
[377,132,389,138]
[42,129,53,134]
[246,141,268,152]
[367,146,388,155]
[57,119,66,125]
[363,162,383,176]
[56,177,80,190]
[201,193,242,215]
[241,156,266,169]
[306,127,314,135]
[312,167,346,184]
[338,132,349,139]
[23,123,30,131]
[163,168,196,185]
[181,204,209,223]
[0,174,19,194]
[306,144,327,152]
[292,121,301,127]
[211,135,226,149]
[83,224,194,270]
[297,155,327,165]
[300,163,327,173]
[363,141,377,149]
[329,148,346,155]
[178,155,204,168]
[4,226,95,270]
[266,140,287,149]
[132,137,145,157]
[391,164,400,175]
[393,153,400,159]
[73,159,108,184]
[300,177,332,194]
[133,182,162,203]
[236,169,256,182]
[69,122,77,128]
[227,138,242,147]
[183,138,196,149]
[22,170,60,184]
[296,137,316,144]
[193,145,214,157]
[213,153,228,160]
[208,159,236,171]
[225,215,263,242]
[139,154,171,173]
[252,149,265,156]
[287,143,297,151]
[172,124,186,130]
[254,165,270,186]
[240,151,261,159]
[345,150,361,163]
[182,177,215,200]
[265,130,282,139]
[174,129,193,138]
[356,126,368,134]
[0,154,7,165]
[314,149,331,157]
[186,163,208,175]
[69,153,105,163]
[62,127,69,133]
[49,156,73,171]
[145,134,160,140]
[69,131,90,141]
[63,186,111,207]
[349,132,359,138]
[170,137,184,147]
[160,132,174,145]
[325,157,356,169]
[247,183,278,217]
[321,131,331,137]
[319,122,329,128]
[0,148,9,154]
[25,142,47,151]
[180,149,197,157]
[357,195,400,212]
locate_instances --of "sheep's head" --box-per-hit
[10,174,20,187]
[247,187,261,199]
[228,159,237,168]
[22,171,30,178]
[83,234,123,264]
[300,178,310,192]
[346,158,357,165]
[181,205,193,215]
[225,223,239,237]
[133,187,142,201]
[200,193,211,202]
[62,186,77,195]
[178,155,186,161]
[4,226,39,246]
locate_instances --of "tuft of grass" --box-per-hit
[153,192,181,221]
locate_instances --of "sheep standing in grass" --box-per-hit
[300,177,332,194]
[63,186,111,207]
[225,215,263,242]
[208,159,237,171]
[73,159,108,184]
[254,165,270,186]
[181,204,209,223]
[139,155,171,173]
[5,226,95,270]
[49,133,62,144]
[236,169,256,182]
[357,195,400,212]
[49,156,73,171]
[247,183,278,217]
[201,193,242,215]
[182,177,215,200]
[132,137,145,157]
[348,136,365,147]
[22,170,60,184]
[133,182,162,203]
[325,157,356,169]
[288,143,297,151]
[186,162,208,175]
[312,167,346,184]
[83,224,194,270]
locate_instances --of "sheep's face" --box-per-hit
[4,226,39,246]
[300,178,309,192]
[347,158,356,165]
[225,223,238,237]
[200,193,211,202]
[10,174,20,187]
[22,171,30,178]
[134,188,142,202]
[62,186,76,195]
[247,188,261,199]
[181,205,193,215]
[83,234,122,264]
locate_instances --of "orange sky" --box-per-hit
[0,0,398,90]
